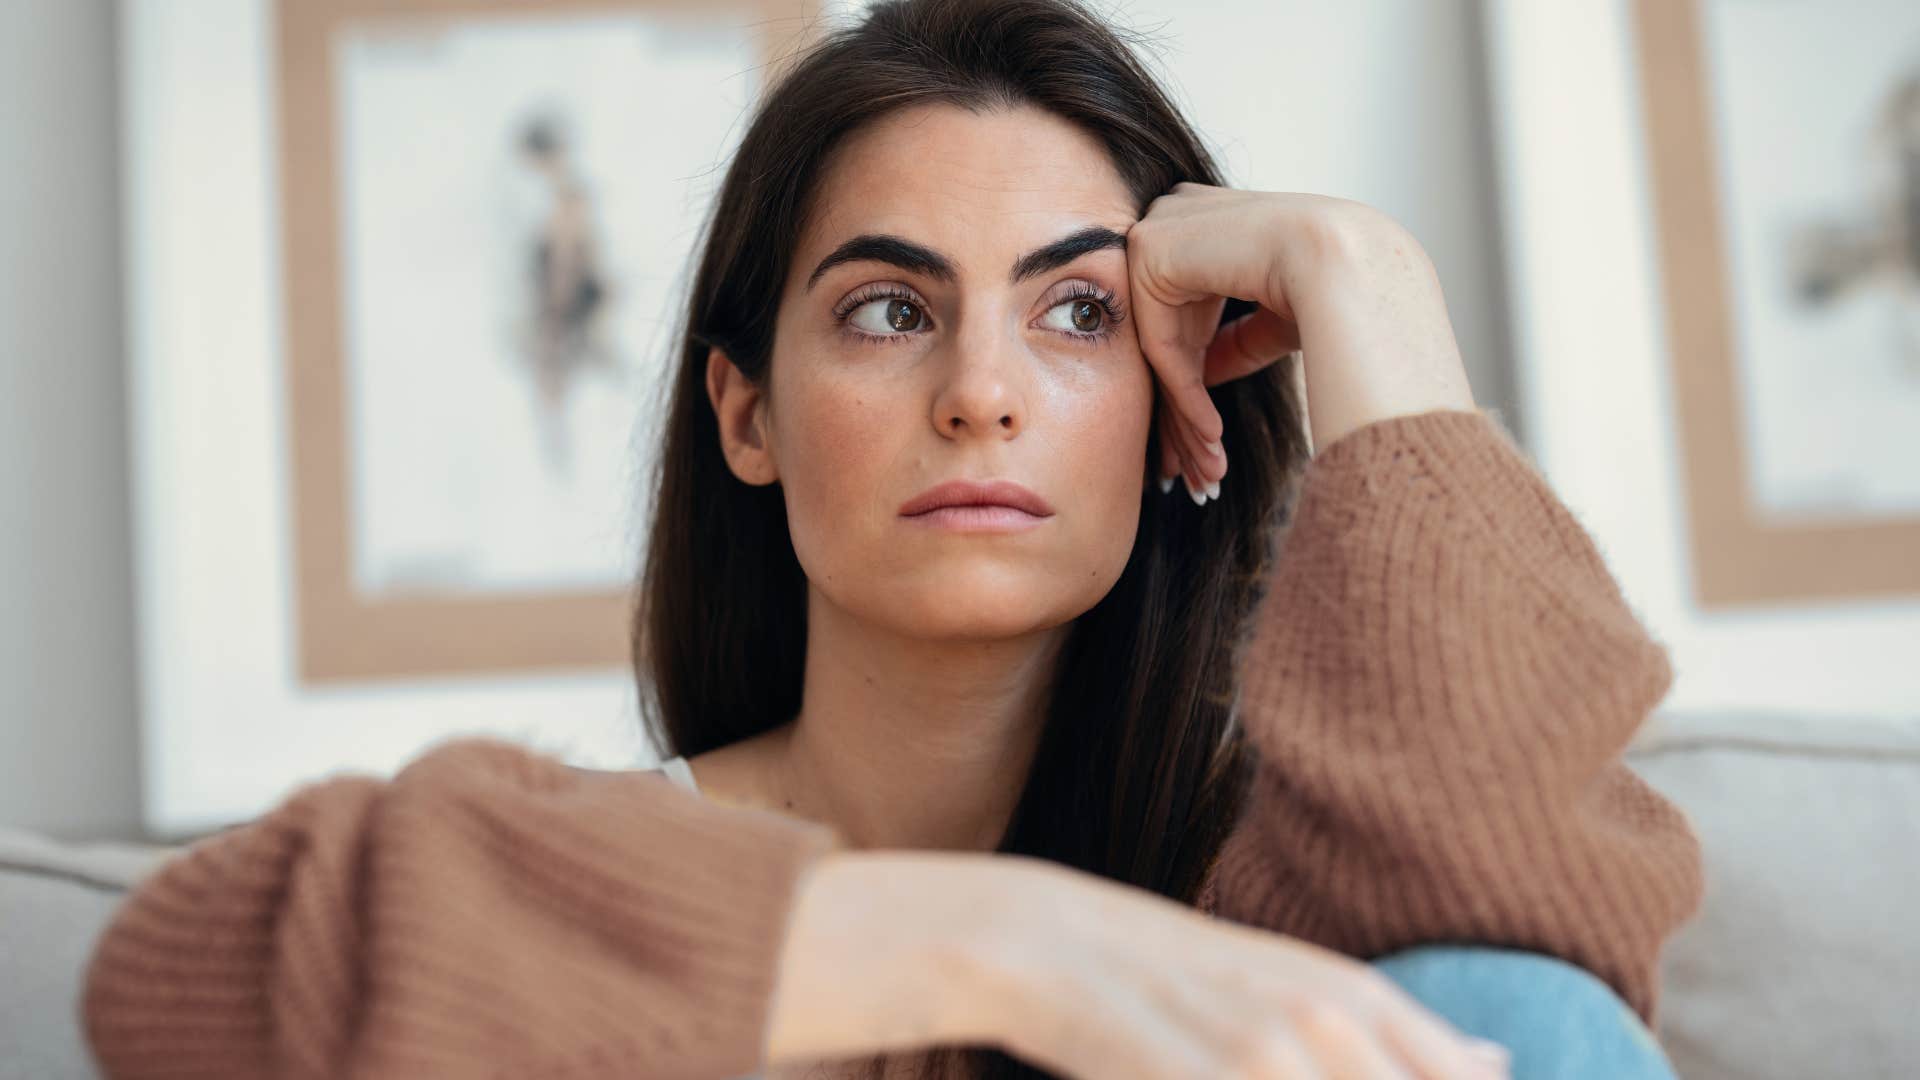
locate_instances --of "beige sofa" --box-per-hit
[4,706,1915,1078]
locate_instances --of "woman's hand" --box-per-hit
[767,851,1511,1079]
[979,859,1512,1079]
[1124,183,1477,502]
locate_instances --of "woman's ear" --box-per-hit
[705,346,779,485]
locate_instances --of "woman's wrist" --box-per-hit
[1258,194,1388,312]
[764,849,1055,1066]
[1265,203,1475,449]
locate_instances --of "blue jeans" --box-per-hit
[1371,944,1679,1079]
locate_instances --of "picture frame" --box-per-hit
[1481,0,1920,717]
[1627,0,1920,608]
[279,0,820,682]
[121,0,823,839]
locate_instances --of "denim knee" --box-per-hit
[1369,943,1678,1080]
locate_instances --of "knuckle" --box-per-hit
[1294,208,1364,267]
[1284,995,1353,1036]
[1281,999,1379,1068]
[1332,200,1417,260]
[1224,1028,1305,1076]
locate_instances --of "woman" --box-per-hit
[81,1,1703,1078]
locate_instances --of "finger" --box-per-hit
[1177,374,1227,488]
[1378,1006,1506,1080]
[1010,985,1216,1080]
[1129,283,1204,420]
[1287,1000,1415,1080]
[1176,397,1226,496]
[1169,368,1226,457]
[1130,284,1227,454]
[1201,405,1228,489]
[1204,305,1303,388]
[1155,401,1181,490]
[1284,947,1495,1080]
[1167,400,1210,504]
[1223,1024,1327,1080]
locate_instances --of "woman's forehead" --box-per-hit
[799,105,1137,282]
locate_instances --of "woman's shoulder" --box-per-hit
[628,739,791,818]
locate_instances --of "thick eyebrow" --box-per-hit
[804,225,1128,293]
[1011,225,1129,284]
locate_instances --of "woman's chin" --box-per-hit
[865,578,1103,639]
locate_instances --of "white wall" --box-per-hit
[0,0,144,841]
[2,0,1517,841]
[1116,0,1524,440]
[1483,0,1920,719]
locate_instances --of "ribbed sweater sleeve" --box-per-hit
[79,736,847,1079]
[1197,407,1705,1029]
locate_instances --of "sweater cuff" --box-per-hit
[622,776,849,1071]
[384,737,849,1077]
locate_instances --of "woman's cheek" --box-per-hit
[780,377,899,551]
[1089,365,1155,556]
[1031,379,1141,558]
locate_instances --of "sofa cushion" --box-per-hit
[1627,708,1920,1080]
[8,709,1915,1080]
[0,828,180,1079]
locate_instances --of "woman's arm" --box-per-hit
[79,735,1506,1080]
[79,737,862,1078]
[1199,406,1706,1028]
[1123,186,1703,1030]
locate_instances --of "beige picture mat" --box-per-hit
[277,0,824,682]
[1631,0,1920,608]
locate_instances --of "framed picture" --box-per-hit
[1482,0,1920,717]
[122,0,822,839]
[279,0,821,681]
[1629,0,1920,609]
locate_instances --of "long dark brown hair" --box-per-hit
[634,0,1311,1075]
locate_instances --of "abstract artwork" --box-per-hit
[1632,0,1920,606]
[277,0,821,679]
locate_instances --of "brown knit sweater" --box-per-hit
[79,408,1705,1078]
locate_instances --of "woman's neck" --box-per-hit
[691,590,1069,852]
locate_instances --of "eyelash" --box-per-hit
[831,282,1129,347]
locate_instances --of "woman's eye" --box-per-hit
[847,297,926,336]
[1041,298,1106,335]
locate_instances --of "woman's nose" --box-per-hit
[931,320,1027,439]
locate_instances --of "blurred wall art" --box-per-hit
[1633,0,1920,607]
[279,0,820,681]
[1484,0,1920,717]
[121,0,820,837]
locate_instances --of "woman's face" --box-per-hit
[714,102,1155,640]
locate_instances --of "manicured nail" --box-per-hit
[1186,478,1207,506]
[1202,439,1223,459]
[1158,474,1174,494]
[1204,480,1220,501]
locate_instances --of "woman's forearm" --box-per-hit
[764,849,1050,1066]
[764,846,1511,1080]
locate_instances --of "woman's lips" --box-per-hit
[902,505,1049,532]
[898,479,1054,517]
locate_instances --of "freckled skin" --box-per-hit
[764,103,1154,643]
[697,102,1156,847]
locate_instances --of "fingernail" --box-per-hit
[1204,480,1220,501]
[1158,474,1174,494]
[1202,439,1223,459]
[1186,478,1206,506]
